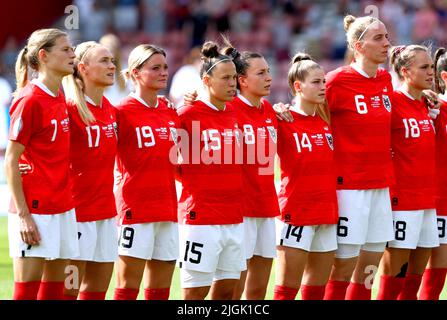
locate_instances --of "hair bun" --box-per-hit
[435,47,446,63]
[201,41,220,59]
[292,52,312,64]
[344,15,356,32]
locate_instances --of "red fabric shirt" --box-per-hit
[435,97,447,215]
[67,97,117,222]
[8,82,73,214]
[277,110,338,226]
[177,100,243,225]
[115,96,179,224]
[390,90,436,211]
[231,95,279,218]
[325,65,394,190]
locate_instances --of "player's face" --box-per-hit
[239,57,272,98]
[403,51,434,90]
[81,46,115,87]
[298,67,326,104]
[358,22,391,65]
[205,61,237,103]
[43,36,75,76]
[136,53,169,91]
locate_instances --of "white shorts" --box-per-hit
[118,222,179,261]
[276,219,338,252]
[8,210,79,259]
[388,209,440,249]
[178,224,246,274]
[336,188,394,245]
[437,216,447,245]
[72,218,118,262]
[243,217,276,259]
[180,269,241,289]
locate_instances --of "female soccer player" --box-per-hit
[273,53,338,300]
[177,41,245,300]
[113,44,179,300]
[376,44,439,300]
[323,15,395,300]
[5,28,79,300]
[61,41,118,300]
[219,41,279,300]
[418,48,447,300]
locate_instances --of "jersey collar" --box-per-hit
[351,63,374,79]
[201,99,226,111]
[130,92,159,108]
[237,93,260,108]
[398,88,416,101]
[31,79,57,97]
[290,102,316,117]
[84,95,102,108]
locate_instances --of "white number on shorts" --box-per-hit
[438,218,446,238]
[293,133,312,153]
[202,129,221,151]
[337,217,349,237]
[355,95,368,114]
[86,125,100,148]
[119,227,135,249]
[402,118,420,138]
[243,124,256,145]
[183,241,203,264]
[50,119,58,142]
[285,224,304,242]
[136,126,156,148]
[395,221,407,241]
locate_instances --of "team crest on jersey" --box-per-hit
[325,133,334,150]
[12,117,23,138]
[169,127,179,145]
[382,95,392,112]
[266,126,277,143]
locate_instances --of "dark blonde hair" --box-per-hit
[124,44,166,83]
[434,47,447,93]
[344,15,382,51]
[390,44,430,80]
[14,28,68,98]
[288,52,330,123]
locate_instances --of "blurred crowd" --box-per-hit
[1,0,447,173]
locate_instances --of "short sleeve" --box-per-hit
[9,97,40,146]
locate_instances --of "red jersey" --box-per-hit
[67,97,117,222]
[8,81,73,214]
[230,95,279,218]
[277,109,338,226]
[435,96,447,215]
[115,95,179,225]
[177,100,242,225]
[325,65,394,190]
[390,90,436,211]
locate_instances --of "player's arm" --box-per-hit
[4,141,40,245]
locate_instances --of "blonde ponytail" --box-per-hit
[13,28,67,99]
[63,41,100,125]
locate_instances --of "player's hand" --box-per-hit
[422,90,440,108]
[183,91,198,106]
[18,211,41,245]
[18,163,31,175]
[158,95,176,110]
[273,102,293,122]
